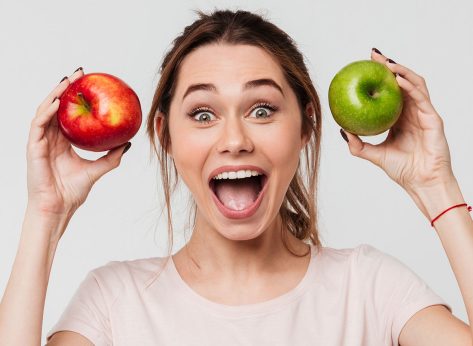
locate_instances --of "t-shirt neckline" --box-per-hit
[165,243,319,318]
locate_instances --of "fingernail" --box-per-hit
[59,76,68,83]
[372,47,382,55]
[122,142,132,154]
[74,67,83,73]
[387,58,396,64]
[340,129,349,143]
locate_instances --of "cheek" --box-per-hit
[255,119,302,168]
[252,117,303,203]
[169,125,213,190]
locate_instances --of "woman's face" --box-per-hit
[163,43,310,241]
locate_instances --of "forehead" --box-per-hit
[175,43,287,92]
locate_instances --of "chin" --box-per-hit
[217,226,266,241]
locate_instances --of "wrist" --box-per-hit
[23,203,73,245]
[408,176,465,220]
[25,200,74,222]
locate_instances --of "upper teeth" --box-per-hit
[213,170,262,180]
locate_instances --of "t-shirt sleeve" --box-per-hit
[355,244,452,346]
[46,263,120,346]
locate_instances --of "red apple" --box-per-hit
[57,73,142,152]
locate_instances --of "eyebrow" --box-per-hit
[181,78,284,101]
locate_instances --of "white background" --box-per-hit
[0,0,472,342]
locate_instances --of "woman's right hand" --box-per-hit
[26,68,130,229]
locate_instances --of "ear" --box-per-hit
[301,102,315,148]
[155,111,172,157]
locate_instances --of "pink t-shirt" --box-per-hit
[46,244,451,345]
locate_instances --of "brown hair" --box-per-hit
[146,9,323,261]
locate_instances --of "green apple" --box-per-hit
[328,60,403,136]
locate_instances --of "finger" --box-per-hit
[384,60,430,98]
[341,129,384,167]
[86,142,131,183]
[28,98,61,144]
[30,67,85,143]
[36,67,84,114]
[370,47,388,64]
[68,67,85,83]
[371,49,430,98]
[395,74,437,115]
[35,78,70,116]
[33,96,61,128]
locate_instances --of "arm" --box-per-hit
[0,208,68,345]
[0,210,94,346]
[341,48,473,345]
[397,178,473,345]
[47,331,93,345]
[0,68,128,345]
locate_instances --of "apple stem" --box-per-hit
[369,90,380,98]
[77,92,91,112]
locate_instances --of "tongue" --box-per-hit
[214,178,260,211]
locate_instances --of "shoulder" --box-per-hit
[350,243,422,282]
[316,243,421,286]
[319,244,444,305]
[317,243,386,266]
[85,256,171,302]
[92,255,170,282]
[319,243,404,267]
[316,242,449,306]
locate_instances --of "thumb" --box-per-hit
[340,129,383,167]
[87,142,131,183]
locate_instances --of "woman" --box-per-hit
[1,9,472,346]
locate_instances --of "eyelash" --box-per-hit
[187,101,279,123]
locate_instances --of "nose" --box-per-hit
[216,116,254,155]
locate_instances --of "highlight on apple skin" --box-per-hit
[328,60,403,136]
[57,73,142,152]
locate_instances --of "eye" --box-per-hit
[248,102,278,119]
[187,102,278,123]
[187,107,216,123]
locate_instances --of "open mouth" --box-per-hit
[209,170,268,219]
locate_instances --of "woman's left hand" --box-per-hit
[342,48,455,194]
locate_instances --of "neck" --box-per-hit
[174,212,310,284]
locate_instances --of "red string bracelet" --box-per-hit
[430,203,472,227]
